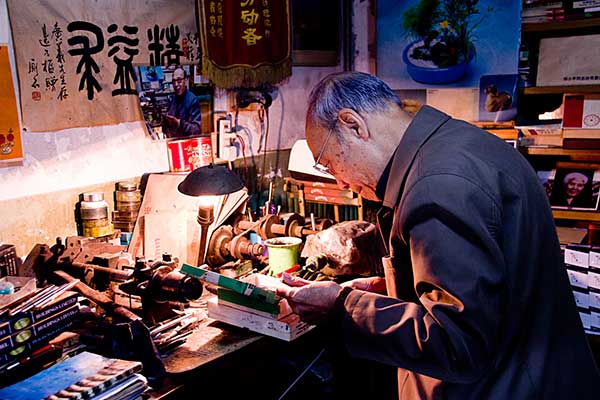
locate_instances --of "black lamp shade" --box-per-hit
[177,164,245,196]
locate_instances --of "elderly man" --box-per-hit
[162,67,201,138]
[277,72,598,399]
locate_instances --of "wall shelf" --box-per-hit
[522,18,600,33]
[523,147,600,158]
[522,85,600,95]
[553,210,600,221]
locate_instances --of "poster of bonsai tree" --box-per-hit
[377,0,520,90]
[402,0,487,84]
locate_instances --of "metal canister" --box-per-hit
[112,181,141,233]
[80,192,113,237]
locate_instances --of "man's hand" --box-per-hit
[163,114,180,129]
[341,276,387,294]
[276,273,341,325]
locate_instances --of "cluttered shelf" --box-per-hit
[553,209,600,222]
[522,17,600,33]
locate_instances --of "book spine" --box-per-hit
[1,306,79,356]
[2,292,78,335]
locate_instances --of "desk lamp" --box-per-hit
[177,164,244,265]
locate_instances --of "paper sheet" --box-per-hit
[129,173,248,265]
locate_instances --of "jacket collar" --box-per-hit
[381,105,450,208]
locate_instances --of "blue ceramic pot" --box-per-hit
[402,41,475,85]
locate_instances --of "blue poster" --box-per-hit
[377,0,521,90]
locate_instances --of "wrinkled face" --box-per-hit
[173,68,186,96]
[306,121,379,201]
[565,177,586,197]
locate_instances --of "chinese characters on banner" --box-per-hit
[0,45,23,164]
[199,0,291,88]
[6,0,200,132]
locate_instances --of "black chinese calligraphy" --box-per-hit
[67,21,104,100]
[108,24,140,96]
[52,22,68,101]
[147,24,184,66]
[28,58,40,89]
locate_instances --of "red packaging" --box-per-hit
[167,136,213,172]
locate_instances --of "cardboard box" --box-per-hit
[207,297,313,341]
[562,94,600,140]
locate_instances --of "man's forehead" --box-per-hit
[173,68,185,79]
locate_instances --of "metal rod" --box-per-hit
[30,279,81,310]
[53,270,140,322]
[277,347,326,400]
[9,285,60,315]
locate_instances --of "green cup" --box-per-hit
[265,237,302,276]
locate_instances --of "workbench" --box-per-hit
[146,301,397,399]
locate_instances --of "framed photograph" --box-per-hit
[136,65,203,140]
[478,74,518,122]
[549,168,600,211]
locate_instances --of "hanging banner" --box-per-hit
[198,0,291,88]
[0,45,23,164]
[6,0,200,132]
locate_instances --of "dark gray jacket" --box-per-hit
[336,106,599,399]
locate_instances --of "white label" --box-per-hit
[581,312,592,329]
[589,251,600,268]
[567,269,588,289]
[565,249,589,268]
[574,290,590,308]
[590,292,600,310]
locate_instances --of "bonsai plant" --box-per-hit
[403,0,487,74]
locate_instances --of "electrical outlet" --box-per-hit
[218,119,231,135]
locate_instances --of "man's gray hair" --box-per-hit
[307,72,402,130]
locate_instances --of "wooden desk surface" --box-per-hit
[161,315,262,374]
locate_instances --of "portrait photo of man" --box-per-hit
[550,168,598,210]
[162,66,202,138]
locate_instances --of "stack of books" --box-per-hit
[517,122,563,147]
[522,1,600,23]
[0,351,148,400]
[0,284,79,366]
[568,0,600,20]
[522,1,566,23]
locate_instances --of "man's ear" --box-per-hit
[337,108,369,139]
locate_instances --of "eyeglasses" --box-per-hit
[313,126,335,175]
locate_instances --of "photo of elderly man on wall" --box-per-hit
[550,168,599,210]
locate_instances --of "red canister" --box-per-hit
[167,136,213,172]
